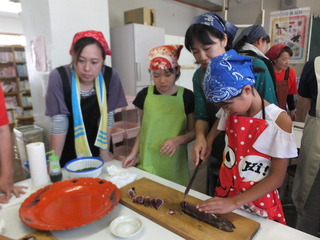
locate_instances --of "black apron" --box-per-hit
[56,66,112,167]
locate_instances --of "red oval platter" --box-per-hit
[19,178,120,231]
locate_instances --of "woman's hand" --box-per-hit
[196,196,238,215]
[160,138,179,157]
[122,153,138,168]
[204,136,213,161]
[192,136,208,165]
[289,109,296,121]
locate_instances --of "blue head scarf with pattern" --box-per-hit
[233,24,268,48]
[203,49,256,103]
[191,12,238,40]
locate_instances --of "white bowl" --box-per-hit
[109,216,143,238]
[65,157,104,178]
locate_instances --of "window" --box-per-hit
[0,34,26,46]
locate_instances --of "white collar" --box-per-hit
[241,43,269,60]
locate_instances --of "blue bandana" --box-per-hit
[233,24,268,47]
[191,12,238,39]
[203,49,255,103]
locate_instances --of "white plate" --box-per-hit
[109,216,143,238]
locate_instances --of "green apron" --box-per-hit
[292,56,320,213]
[138,86,190,186]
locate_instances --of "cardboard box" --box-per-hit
[124,7,156,26]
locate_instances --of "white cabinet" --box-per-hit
[110,24,165,96]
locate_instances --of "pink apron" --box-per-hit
[215,113,286,224]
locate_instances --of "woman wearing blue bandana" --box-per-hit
[184,12,238,195]
[233,24,278,105]
[45,30,127,167]
[197,49,297,224]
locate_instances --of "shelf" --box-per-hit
[113,121,140,139]
[1,45,32,126]
[1,77,17,80]
[4,91,19,96]
[20,89,31,94]
[111,127,125,144]
[173,0,226,12]
[0,76,17,79]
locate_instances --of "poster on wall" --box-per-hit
[269,7,310,63]
[30,36,47,72]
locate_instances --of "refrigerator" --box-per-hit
[110,23,165,96]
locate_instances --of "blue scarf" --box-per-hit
[71,70,108,157]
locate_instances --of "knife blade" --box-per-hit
[183,159,203,198]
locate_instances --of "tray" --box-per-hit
[19,178,120,231]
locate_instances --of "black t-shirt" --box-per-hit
[133,86,194,115]
[298,58,318,117]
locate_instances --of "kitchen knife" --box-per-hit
[183,159,203,198]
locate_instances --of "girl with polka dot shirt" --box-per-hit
[197,50,297,224]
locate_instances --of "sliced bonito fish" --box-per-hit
[129,187,164,210]
[128,187,136,198]
[180,201,236,232]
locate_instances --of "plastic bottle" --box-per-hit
[47,150,62,182]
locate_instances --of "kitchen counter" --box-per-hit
[1,160,318,240]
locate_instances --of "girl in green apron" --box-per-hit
[122,45,195,186]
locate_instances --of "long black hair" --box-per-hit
[185,24,233,52]
[233,35,270,52]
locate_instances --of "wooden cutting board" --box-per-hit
[18,231,57,240]
[120,177,260,240]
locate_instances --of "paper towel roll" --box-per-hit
[26,142,50,188]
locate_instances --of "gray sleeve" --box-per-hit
[50,114,68,134]
[45,67,70,117]
[108,111,115,127]
[107,68,128,111]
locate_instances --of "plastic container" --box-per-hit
[111,127,125,144]
[65,157,104,178]
[113,121,140,139]
[113,145,133,161]
[13,125,44,170]
[47,150,62,183]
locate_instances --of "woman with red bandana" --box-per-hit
[266,44,298,120]
[197,50,297,224]
[122,45,195,186]
[45,30,127,167]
